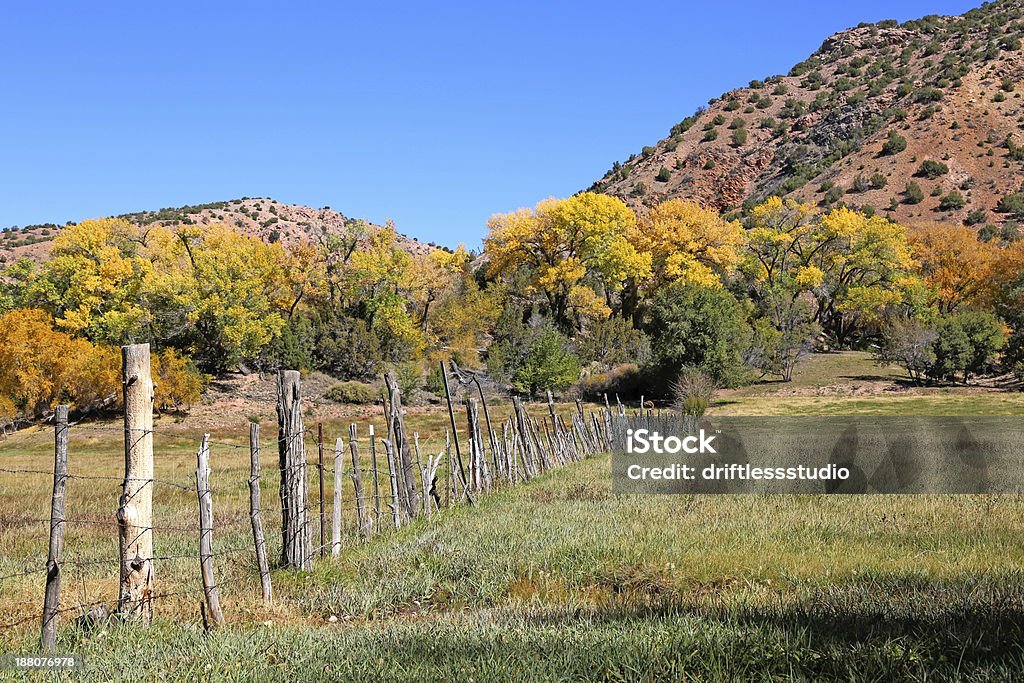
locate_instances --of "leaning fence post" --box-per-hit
[40,404,69,651]
[118,343,155,624]
[248,423,272,604]
[277,369,311,570]
[440,362,468,492]
[196,435,225,628]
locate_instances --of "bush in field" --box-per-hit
[874,317,938,384]
[486,310,581,397]
[315,317,382,380]
[877,313,1006,384]
[324,381,379,405]
[574,363,646,402]
[744,305,820,382]
[646,282,750,389]
[930,311,1006,382]
[671,367,716,417]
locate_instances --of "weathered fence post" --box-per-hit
[349,424,371,540]
[332,436,344,556]
[369,425,381,532]
[196,435,225,628]
[277,370,311,570]
[118,343,155,624]
[248,423,272,604]
[40,405,69,651]
[382,439,402,528]
[413,433,426,516]
[384,372,419,520]
[440,362,468,492]
[317,423,326,559]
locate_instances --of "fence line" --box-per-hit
[0,348,624,645]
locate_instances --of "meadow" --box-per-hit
[1,353,1023,681]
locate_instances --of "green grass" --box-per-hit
[4,454,1024,680]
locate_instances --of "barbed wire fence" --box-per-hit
[0,345,622,651]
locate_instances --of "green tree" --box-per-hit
[511,325,580,398]
[646,281,750,389]
[930,311,1006,382]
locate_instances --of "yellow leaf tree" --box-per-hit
[485,192,649,330]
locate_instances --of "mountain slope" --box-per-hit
[0,197,436,264]
[590,0,1024,231]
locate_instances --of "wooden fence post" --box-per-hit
[369,425,381,532]
[382,439,402,528]
[276,370,311,570]
[248,423,272,604]
[349,424,371,540]
[440,362,468,491]
[332,436,344,557]
[384,372,419,520]
[317,423,326,559]
[40,405,69,651]
[413,432,425,516]
[196,435,225,628]
[118,343,155,624]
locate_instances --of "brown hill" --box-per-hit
[0,197,437,264]
[590,0,1024,233]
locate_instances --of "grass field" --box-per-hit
[1,353,1023,681]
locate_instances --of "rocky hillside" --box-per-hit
[0,198,437,264]
[590,0,1024,234]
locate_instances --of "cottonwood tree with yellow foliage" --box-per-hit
[485,192,650,331]
[742,197,920,346]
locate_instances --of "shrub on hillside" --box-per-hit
[904,181,925,204]
[915,160,949,179]
[881,131,908,156]
[938,190,967,211]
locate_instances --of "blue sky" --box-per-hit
[3,0,980,248]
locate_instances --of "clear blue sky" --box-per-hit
[3,0,980,248]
